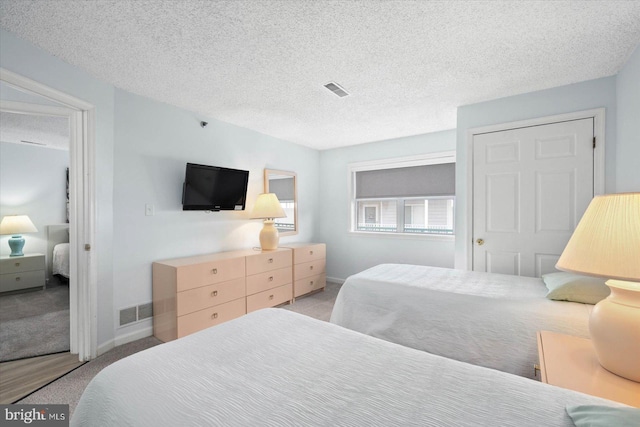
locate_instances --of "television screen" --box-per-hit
[182,163,249,211]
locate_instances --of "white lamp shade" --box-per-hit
[0,215,38,235]
[556,193,640,282]
[250,193,286,219]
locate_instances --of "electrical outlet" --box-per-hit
[145,203,155,216]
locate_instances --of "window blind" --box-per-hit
[355,163,455,199]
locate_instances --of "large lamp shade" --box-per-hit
[0,215,38,257]
[556,192,640,381]
[250,193,286,250]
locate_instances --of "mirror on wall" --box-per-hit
[264,169,297,236]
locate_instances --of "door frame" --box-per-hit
[1,68,97,361]
[464,108,605,271]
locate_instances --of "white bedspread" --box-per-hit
[330,264,592,379]
[52,242,70,278]
[72,309,617,427]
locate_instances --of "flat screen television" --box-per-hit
[182,163,249,211]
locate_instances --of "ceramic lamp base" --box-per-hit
[8,234,25,257]
[259,220,279,251]
[589,279,640,382]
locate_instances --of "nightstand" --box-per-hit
[537,330,640,407]
[0,253,46,293]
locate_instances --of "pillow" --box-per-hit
[542,272,610,304]
[566,405,640,427]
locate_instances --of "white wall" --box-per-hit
[318,130,457,281]
[111,88,319,344]
[616,45,640,192]
[454,76,618,269]
[0,142,69,264]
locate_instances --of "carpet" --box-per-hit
[0,310,70,362]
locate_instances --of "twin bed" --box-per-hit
[72,308,622,426]
[329,263,593,379]
[72,264,629,426]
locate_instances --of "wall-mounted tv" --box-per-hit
[182,163,249,211]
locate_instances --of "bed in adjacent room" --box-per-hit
[47,224,70,282]
[71,308,625,427]
[330,264,605,379]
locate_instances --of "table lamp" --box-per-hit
[250,193,286,250]
[556,192,640,382]
[0,215,38,257]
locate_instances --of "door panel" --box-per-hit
[473,118,594,277]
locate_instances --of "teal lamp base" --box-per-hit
[8,235,25,257]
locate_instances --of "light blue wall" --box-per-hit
[112,89,319,340]
[616,45,640,192]
[318,130,457,281]
[0,142,68,261]
[1,28,116,349]
[1,29,319,351]
[454,76,618,268]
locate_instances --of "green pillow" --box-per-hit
[542,272,610,304]
[566,405,640,427]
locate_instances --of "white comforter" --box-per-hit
[330,264,592,379]
[71,309,618,427]
[52,242,70,278]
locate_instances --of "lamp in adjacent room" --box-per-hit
[0,215,38,257]
[556,192,640,381]
[250,193,286,251]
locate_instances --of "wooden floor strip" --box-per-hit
[0,352,84,404]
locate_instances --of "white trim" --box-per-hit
[1,68,97,361]
[326,276,346,285]
[114,325,153,347]
[463,108,606,271]
[0,100,74,117]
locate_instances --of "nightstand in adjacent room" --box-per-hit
[0,253,46,293]
[537,330,640,407]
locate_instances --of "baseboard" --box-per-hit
[327,276,345,284]
[97,339,115,357]
[114,325,153,347]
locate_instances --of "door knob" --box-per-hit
[476,238,484,246]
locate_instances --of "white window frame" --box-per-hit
[348,151,456,239]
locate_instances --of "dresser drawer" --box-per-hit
[292,244,325,264]
[177,297,246,338]
[293,259,326,281]
[294,273,326,298]
[0,255,45,274]
[246,283,292,313]
[177,277,245,316]
[0,270,45,293]
[245,250,291,275]
[176,256,245,292]
[246,267,292,296]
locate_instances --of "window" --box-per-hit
[349,152,455,235]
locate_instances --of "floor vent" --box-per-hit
[324,82,350,97]
[119,302,153,326]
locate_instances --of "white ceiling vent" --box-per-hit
[324,82,350,98]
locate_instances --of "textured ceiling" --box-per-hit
[0,112,69,150]
[1,1,639,150]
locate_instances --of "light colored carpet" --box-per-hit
[18,281,341,416]
[0,310,70,362]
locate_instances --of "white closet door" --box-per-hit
[473,118,594,277]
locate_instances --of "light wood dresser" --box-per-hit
[537,330,640,407]
[0,253,46,293]
[282,243,326,299]
[153,248,293,342]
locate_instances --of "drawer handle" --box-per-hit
[269,294,274,300]
[309,281,314,286]
[269,276,274,282]
[268,258,273,263]
[212,268,218,274]
[309,265,314,270]
[15,277,21,281]
[211,290,218,297]
[211,312,218,319]
[14,262,20,267]
[310,250,313,255]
